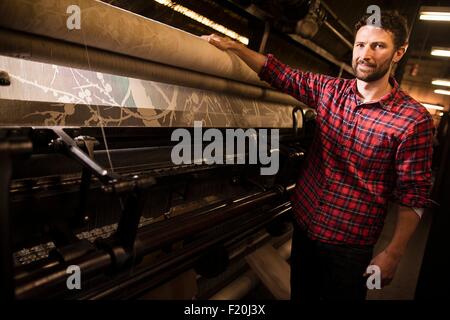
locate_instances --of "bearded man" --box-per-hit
[203,10,434,300]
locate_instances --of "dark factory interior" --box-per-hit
[0,0,449,303]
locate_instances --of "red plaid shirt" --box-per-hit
[259,54,435,245]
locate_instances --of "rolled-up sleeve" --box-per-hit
[393,114,435,209]
[258,54,332,109]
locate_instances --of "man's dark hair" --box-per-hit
[354,10,409,49]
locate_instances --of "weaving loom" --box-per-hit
[0,0,313,299]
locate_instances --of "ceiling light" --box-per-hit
[431,47,450,57]
[434,89,450,96]
[422,103,445,111]
[432,79,450,87]
[419,6,450,21]
[154,0,249,45]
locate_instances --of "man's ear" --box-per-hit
[393,43,408,63]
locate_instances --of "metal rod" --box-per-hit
[321,1,354,36]
[323,20,353,50]
[52,128,111,183]
[0,29,300,107]
[289,34,354,75]
[15,252,112,299]
[259,21,271,53]
[131,187,286,257]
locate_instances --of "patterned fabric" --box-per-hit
[0,55,293,128]
[259,54,435,245]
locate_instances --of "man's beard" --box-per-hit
[352,55,394,82]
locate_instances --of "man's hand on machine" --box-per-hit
[201,34,240,51]
[201,33,266,74]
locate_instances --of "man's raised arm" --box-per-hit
[201,33,332,110]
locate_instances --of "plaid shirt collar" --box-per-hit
[345,77,400,111]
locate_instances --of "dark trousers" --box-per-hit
[290,224,374,301]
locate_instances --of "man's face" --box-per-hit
[352,25,399,82]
